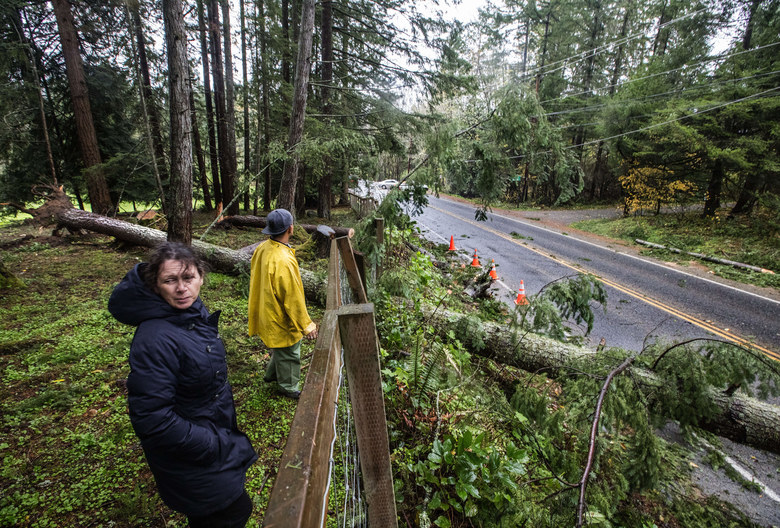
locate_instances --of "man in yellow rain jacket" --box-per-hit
[248,209,318,399]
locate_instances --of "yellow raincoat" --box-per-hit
[248,239,315,348]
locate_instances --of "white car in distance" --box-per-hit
[373,179,402,190]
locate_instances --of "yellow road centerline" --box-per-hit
[430,204,778,360]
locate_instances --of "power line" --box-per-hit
[542,69,780,119]
[519,7,710,83]
[505,86,780,161]
[540,40,780,105]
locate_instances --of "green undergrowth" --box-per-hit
[367,203,773,527]
[572,208,780,289]
[0,215,321,527]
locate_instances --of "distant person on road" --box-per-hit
[108,242,257,528]
[248,209,318,400]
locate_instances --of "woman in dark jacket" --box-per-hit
[108,242,257,527]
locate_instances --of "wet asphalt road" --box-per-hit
[416,195,780,357]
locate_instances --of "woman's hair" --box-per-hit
[142,242,207,289]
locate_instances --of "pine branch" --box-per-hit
[575,353,637,528]
[650,337,780,376]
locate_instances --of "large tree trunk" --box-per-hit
[221,0,239,216]
[50,208,780,455]
[742,0,761,50]
[208,0,234,215]
[51,0,113,215]
[55,209,323,303]
[276,0,316,214]
[257,0,272,212]
[422,305,780,455]
[190,73,212,211]
[240,0,250,213]
[702,159,724,217]
[317,0,333,220]
[163,0,193,244]
[197,0,222,209]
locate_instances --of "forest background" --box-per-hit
[1,0,778,228]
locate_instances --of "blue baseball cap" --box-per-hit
[263,209,294,235]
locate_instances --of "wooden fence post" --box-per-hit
[338,303,398,527]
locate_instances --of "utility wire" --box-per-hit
[540,40,780,105]
[541,69,780,119]
[518,8,710,82]
[505,86,780,161]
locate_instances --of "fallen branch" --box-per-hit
[576,354,637,528]
[635,239,775,274]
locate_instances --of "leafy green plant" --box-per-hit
[406,430,527,527]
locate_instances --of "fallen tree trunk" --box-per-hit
[54,208,780,454]
[55,209,326,304]
[635,239,775,275]
[423,305,780,455]
[217,214,354,238]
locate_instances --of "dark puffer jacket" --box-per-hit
[108,263,257,517]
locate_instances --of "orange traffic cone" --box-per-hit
[514,280,529,305]
[471,249,481,267]
[448,235,456,251]
[489,259,498,280]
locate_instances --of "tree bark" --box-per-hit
[317,0,334,220]
[190,73,212,211]
[742,0,761,50]
[281,0,291,85]
[163,0,193,244]
[197,0,222,209]
[256,0,272,212]
[220,0,239,216]
[702,158,724,217]
[208,0,233,215]
[51,0,113,215]
[240,0,250,213]
[54,209,323,304]
[277,0,316,214]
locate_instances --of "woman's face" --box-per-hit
[155,259,203,310]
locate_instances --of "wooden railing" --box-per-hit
[262,236,396,527]
[348,190,378,219]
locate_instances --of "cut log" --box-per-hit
[423,305,780,455]
[54,209,325,304]
[216,214,354,239]
[53,208,780,454]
